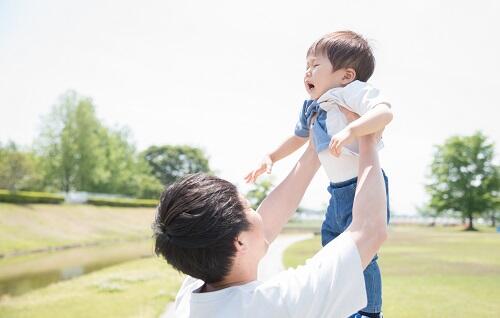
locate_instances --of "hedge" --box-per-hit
[87,197,158,208]
[0,189,65,204]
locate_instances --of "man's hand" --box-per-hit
[329,127,355,157]
[244,155,273,183]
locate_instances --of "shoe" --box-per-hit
[354,313,383,318]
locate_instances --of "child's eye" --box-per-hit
[313,64,320,68]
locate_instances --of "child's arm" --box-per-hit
[244,135,307,183]
[329,103,392,157]
[245,99,317,183]
[269,135,308,163]
[257,140,320,243]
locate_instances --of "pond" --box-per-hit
[0,239,154,297]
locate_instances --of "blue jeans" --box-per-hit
[321,171,390,315]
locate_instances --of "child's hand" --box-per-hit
[329,127,355,157]
[329,106,361,157]
[244,155,273,183]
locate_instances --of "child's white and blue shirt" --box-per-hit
[295,80,391,182]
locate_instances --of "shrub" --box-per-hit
[0,189,65,204]
[87,197,157,208]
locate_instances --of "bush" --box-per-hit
[0,189,65,204]
[87,197,158,208]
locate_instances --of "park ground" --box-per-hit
[1,204,499,317]
[284,225,500,317]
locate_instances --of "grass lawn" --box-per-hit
[0,203,156,255]
[0,257,184,318]
[283,225,500,317]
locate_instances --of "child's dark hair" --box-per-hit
[307,30,375,82]
[153,173,250,283]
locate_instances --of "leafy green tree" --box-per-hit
[246,178,273,210]
[36,91,106,192]
[36,90,164,198]
[0,142,43,191]
[91,127,137,194]
[142,145,211,186]
[130,157,165,199]
[425,131,499,230]
[94,128,163,198]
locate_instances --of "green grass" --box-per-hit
[0,257,184,318]
[283,225,500,317]
[0,203,156,255]
[283,219,322,233]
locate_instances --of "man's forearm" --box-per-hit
[347,135,388,268]
[269,135,308,163]
[348,104,392,137]
[258,143,320,243]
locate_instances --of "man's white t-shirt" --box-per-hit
[173,232,366,318]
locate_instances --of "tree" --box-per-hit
[94,128,163,198]
[36,91,106,192]
[36,90,164,198]
[0,142,43,191]
[425,131,499,231]
[246,178,273,210]
[142,145,211,186]
[130,165,165,199]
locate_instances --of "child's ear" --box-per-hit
[342,68,356,84]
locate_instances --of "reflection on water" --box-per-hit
[61,266,84,280]
[0,239,154,297]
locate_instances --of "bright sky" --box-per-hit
[1,1,499,213]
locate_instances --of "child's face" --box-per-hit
[304,54,348,100]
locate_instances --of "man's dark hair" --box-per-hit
[153,173,250,283]
[307,30,375,82]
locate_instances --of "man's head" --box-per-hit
[153,173,267,284]
[304,30,375,99]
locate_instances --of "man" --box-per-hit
[153,133,388,317]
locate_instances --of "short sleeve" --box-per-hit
[317,81,390,116]
[294,100,317,138]
[263,232,366,318]
[339,81,391,115]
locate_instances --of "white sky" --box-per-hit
[1,0,499,213]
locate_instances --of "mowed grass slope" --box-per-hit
[0,203,184,318]
[283,225,500,317]
[0,257,184,318]
[0,203,156,255]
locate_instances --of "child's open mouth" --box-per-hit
[307,83,315,90]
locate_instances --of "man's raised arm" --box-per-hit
[257,142,320,243]
[346,134,388,269]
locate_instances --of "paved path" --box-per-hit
[257,233,313,281]
[160,233,313,317]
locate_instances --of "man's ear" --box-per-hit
[342,68,356,84]
[234,235,247,253]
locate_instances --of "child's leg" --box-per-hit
[321,182,349,246]
[358,256,382,315]
[320,190,338,246]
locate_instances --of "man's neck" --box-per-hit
[202,277,255,293]
[201,264,257,293]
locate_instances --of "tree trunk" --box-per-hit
[465,213,476,231]
[492,213,497,227]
